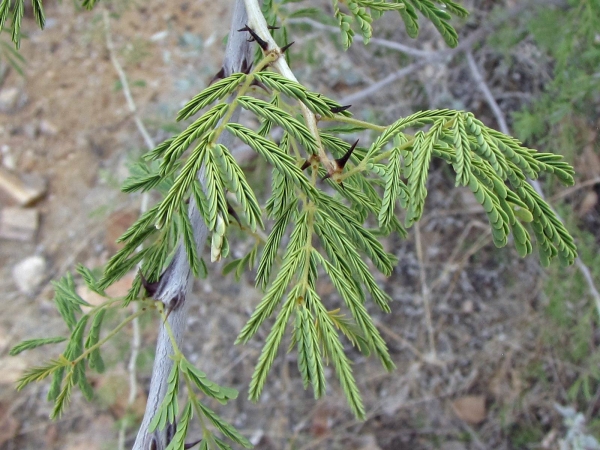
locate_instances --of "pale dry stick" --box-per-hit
[132,1,252,448]
[338,29,486,105]
[103,10,155,450]
[103,10,154,152]
[341,61,428,105]
[243,0,334,171]
[466,50,600,323]
[450,411,487,450]
[414,222,437,362]
[287,17,434,58]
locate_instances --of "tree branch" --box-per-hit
[132,1,252,449]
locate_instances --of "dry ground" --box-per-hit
[0,1,598,450]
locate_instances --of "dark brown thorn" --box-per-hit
[280,41,295,53]
[227,202,243,227]
[184,439,203,449]
[339,181,345,190]
[240,58,253,75]
[301,159,311,171]
[208,66,226,85]
[164,292,183,322]
[139,270,159,297]
[335,139,359,170]
[249,79,270,93]
[238,25,269,51]
[166,422,177,444]
[330,104,352,113]
[267,25,280,30]
[321,172,332,181]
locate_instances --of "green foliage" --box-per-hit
[0,29,25,74]
[9,337,66,356]
[147,343,252,448]
[506,1,600,162]
[10,0,581,448]
[328,0,467,49]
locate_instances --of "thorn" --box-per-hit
[208,67,226,85]
[280,41,295,53]
[227,202,243,227]
[139,270,159,297]
[166,422,177,445]
[335,139,359,170]
[238,25,268,51]
[301,159,311,171]
[240,58,253,74]
[184,439,203,450]
[321,172,332,181]
[249,78,270,93]
[267,25,280,30]
[164,292,184,322]
[330,104,352,114]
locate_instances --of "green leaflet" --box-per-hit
[379,145,402,228]
[310,288,365,419]
[237,210,308,344]
[451,113,472,186]
[212,143,264,232]
[149,362,180,433]
[248,289,297,400]
[177,73,246,121]
[256,202,295,289]
[238,96,319,155]
[10,337,67,356]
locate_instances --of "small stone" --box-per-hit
[39,119,59,136]
[0,168,47,205]
[0,87,27,113]
[0,145,15,170]
[0,207,39,241]
[452,395,487,424]
[0,356,27,384]
[12,255,46,294]
[461,300,474,314]
[353,434,382,450]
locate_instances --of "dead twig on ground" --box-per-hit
[415,223,437,362]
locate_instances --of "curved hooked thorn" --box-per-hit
[238,25,268,51]
[280,41,295,53]
[227,201,243,228]
[335,139,359,170]
[184,439,203,449]
[301,159,312,171]
[140,270,160,297]
[208,67,226,85]
[330,104,352,114]
[240,58,253,75]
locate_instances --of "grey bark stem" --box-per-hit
[132,2,251,448]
